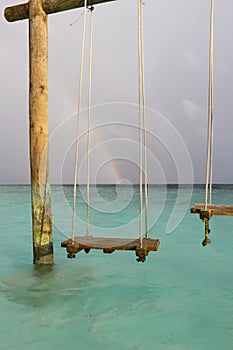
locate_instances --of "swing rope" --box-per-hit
[204,0,214,210]
[86,5,94,236]
[71,0,149,248]
[62,0,161,262]
[71,0,88,244]
[201,0,214,247]
[140,2,148,238]
[138,0,143,248]
[138,0,149,247]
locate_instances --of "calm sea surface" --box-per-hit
[1,185,233,350]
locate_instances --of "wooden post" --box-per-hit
[4,0,114,265]
[29,0,53,264]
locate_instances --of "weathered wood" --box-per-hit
[61,236,160,262]
[5,0,115,22]
[191,204,233,216]
[61,236,160,250]
[29,0,53,264]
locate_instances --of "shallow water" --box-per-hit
[1,185,233,350]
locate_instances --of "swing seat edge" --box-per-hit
[191,203,233,216]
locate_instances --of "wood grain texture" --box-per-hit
[61,236,160,251]
[191,204,233,216]
[5,0,115,22]
[29,0,53,264]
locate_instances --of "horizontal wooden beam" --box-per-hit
[5,0,115,22]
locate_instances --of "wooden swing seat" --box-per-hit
[191,204,233,216]
[61,236,160,262]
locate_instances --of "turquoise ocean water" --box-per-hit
[1,185,233,350]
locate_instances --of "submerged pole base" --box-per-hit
[33,242,54,264]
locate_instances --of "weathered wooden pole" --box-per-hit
[4,0,114,265]
[29,0,53,264]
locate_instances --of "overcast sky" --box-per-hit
[1,0,233,184]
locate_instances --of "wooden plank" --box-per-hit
[5,0,115,22]
[62,236,160,262]
[61,236,160,251]
[191,203,233,216]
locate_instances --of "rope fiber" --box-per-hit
[71,0,88,243]
[71,1,149,247]
[205,0,214,210]
[138,0,149,247]
[86,5,94,236]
